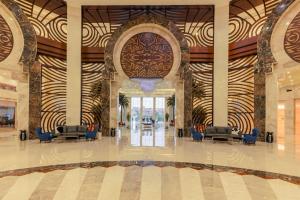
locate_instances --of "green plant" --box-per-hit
[165,113,170,122]
[192,105,207,125]
[192,80,207,125]
[167,95,175,121]
[89,80,108,126]
[192,80,205,101]
[119,93,129,124]
[126,112,131,123]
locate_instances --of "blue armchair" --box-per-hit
[190,127,203,141]
[35,128,53,143]
[85,125,98,140]
[243,128,259,144]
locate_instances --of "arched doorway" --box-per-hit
[102,15,191,137]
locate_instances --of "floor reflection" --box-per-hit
[130,125,168,147]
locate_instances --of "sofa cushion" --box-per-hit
[63,126,67,133]
[67,126,78,133]
[205,127,216,135]
[78,126,87,132]
[215,127,227,134]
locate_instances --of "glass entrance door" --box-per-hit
[130,96,166,147]
[142,97,154,126]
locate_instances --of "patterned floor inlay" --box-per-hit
[0,161,299,185]
[0,165,300,200]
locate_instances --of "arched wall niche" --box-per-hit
[0,0,37,72]
[0,0,38,138]
[265,0,300,141]
[102,15,191,136]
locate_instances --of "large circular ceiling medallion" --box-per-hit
[0,15,14,62]
[284,12,300,63]
[120,32,173,78]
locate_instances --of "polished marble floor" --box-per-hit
[0,165,300,200]
[0,127,299,199]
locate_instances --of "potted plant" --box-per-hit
[119,93,129,126]
[167,95,175,126]
[126,112,131,129]
[192,80,207,128]
[165,113,169,129]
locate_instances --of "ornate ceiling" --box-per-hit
[0,15,14,62]
[120,32,174,78]
[82,5,214,48]
[15,0,67,43]
[284,12,300,63]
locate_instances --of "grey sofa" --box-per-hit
[204,126,237,141]
[56,125,87,139]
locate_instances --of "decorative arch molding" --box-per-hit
[104,14,190,80]
[101,14,191,136]
[1,0,39,138]
[0,0,37,72]
[254,0,295,140]
[256,0,295,73]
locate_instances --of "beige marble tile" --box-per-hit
[119,166,142,200]
[140,166,161,200]
[77,167,106,200]
[243,175,277,200]
[161,166,181,200]
[0,176,18,199]
[2,172,45,200]
[179,168,204,200]
[29,170,66,200]
[199,169,227,200]
[97,166,125,200]
[268,179,300,200]
[219,172,251,200]
[53,168,88,200]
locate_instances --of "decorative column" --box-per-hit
[66,4,81,125]
[110,81,120,130]
[265,71,278,140]
[213,2,229,126]
[184,70,193,136]
[175,79,184,131]
[28,61,41,139]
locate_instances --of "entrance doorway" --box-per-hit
[131,97,166,128]
[129,96,168,147]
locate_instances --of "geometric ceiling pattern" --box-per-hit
[82,5,214,48]
[229,0,280,43]
[284,11,300,63]
[15,0,67,43]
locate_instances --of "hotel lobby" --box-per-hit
[0,0,300,199]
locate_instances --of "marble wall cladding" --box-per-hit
[101,79,111,136]
[0,0,37,72]
[255,0,295,141]
[184,70,193,137]
[16,81,29,131]
[254,72,266,141]
[29,61,41,139]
